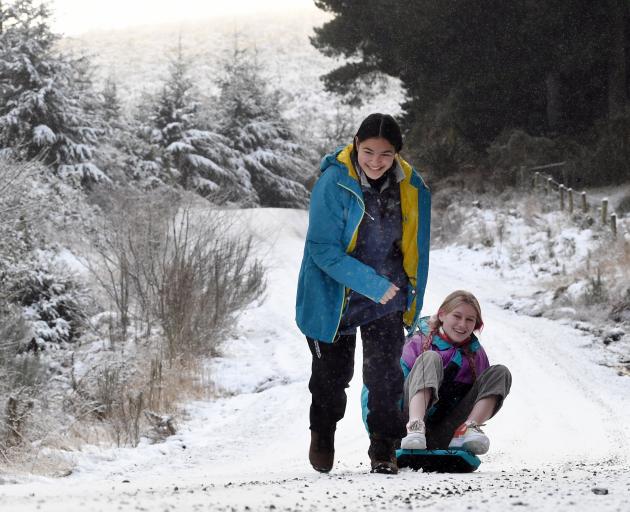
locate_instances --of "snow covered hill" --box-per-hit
[58,10,406,151]
[1,208,629,511]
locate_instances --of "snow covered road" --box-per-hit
[2,208,629,511]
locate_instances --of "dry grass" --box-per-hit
[0,352,214,480]
[595,235,630,319]
[0,445,75,478]
[61,352,211,449]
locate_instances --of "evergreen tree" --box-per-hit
[92,75,152,186]
[101,75,122,126]
[150,41,256,203]
[312,1,629,148]
[0,0,105,184]
[217,45,310,208]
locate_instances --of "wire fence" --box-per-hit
[518,163,622,238]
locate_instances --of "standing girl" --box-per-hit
[296,113,431,474]
[400,290,512,454]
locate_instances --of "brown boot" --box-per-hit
[309,430,335,473]
[368,436,398,474]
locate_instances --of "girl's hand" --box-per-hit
[379,283,399,304]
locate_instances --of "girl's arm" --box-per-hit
[401,332,426,372]
[306,171,391,303]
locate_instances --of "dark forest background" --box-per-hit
[313,0,630,188]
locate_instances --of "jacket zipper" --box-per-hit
[330,182,366,342]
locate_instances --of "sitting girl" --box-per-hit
[400,290,512,454]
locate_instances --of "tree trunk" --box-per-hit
[608,0,627,118]
[545,70,563,132]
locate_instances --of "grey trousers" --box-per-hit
[404,351,512,449]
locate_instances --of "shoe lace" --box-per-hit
[466,420,486,434]
[407,419,425,434]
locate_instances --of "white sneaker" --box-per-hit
[400,419,427,450]
[448,420,490,455]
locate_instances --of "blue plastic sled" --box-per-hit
[396,448,481,473]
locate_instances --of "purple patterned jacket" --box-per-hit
[401,317,490,421]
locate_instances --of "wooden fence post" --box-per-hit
[546,177,552,196]
[581,191,588,213]
[568,188,573,213]
[601,198,608,224]
[559,184,565,210]
[611,213,617,238]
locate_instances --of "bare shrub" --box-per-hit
[155,207,265,359]
[62,353,206,447]
[0,374,41,455]
[598,237,630,320]
[547,234,630,324]
[0,305,31,357]
[66,363,144,447]
[144,410,176,443]
[110,391,144,448]
[85,188,179,342]
[87,189,265,360]
[584,268,608,306]
[76,189,265,446]
[94,366,122,418]
[3,395,34,448]
[429,191,468,245]
[147,356,164,411]
[0,303,42,455]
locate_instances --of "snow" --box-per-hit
[166,141,195,153]
[58,11,406,153]
[54,248,87,275]
[32,124,56,145]
[1,208,630,511]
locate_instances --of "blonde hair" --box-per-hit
[428,290,484,333]
[425,290,484,381]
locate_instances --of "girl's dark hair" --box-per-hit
[354,113,403,152]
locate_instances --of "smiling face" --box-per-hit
[355,136,396,179]
[438,303,478,343]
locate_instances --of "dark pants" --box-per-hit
[307,311,406,440]
[425,364,512,449]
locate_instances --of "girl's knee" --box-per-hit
[489,364,512,391]
[485,364,509,376]
[411,350,441,371]
[422,350,441,364]
[496,364,512,380]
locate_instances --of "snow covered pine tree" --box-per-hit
[217,45,311,208]
[0,0,105,185]
[149,41,257,204]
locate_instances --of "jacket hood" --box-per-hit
[319,145,347,173]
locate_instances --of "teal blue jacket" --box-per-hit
[295,144,431,342]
